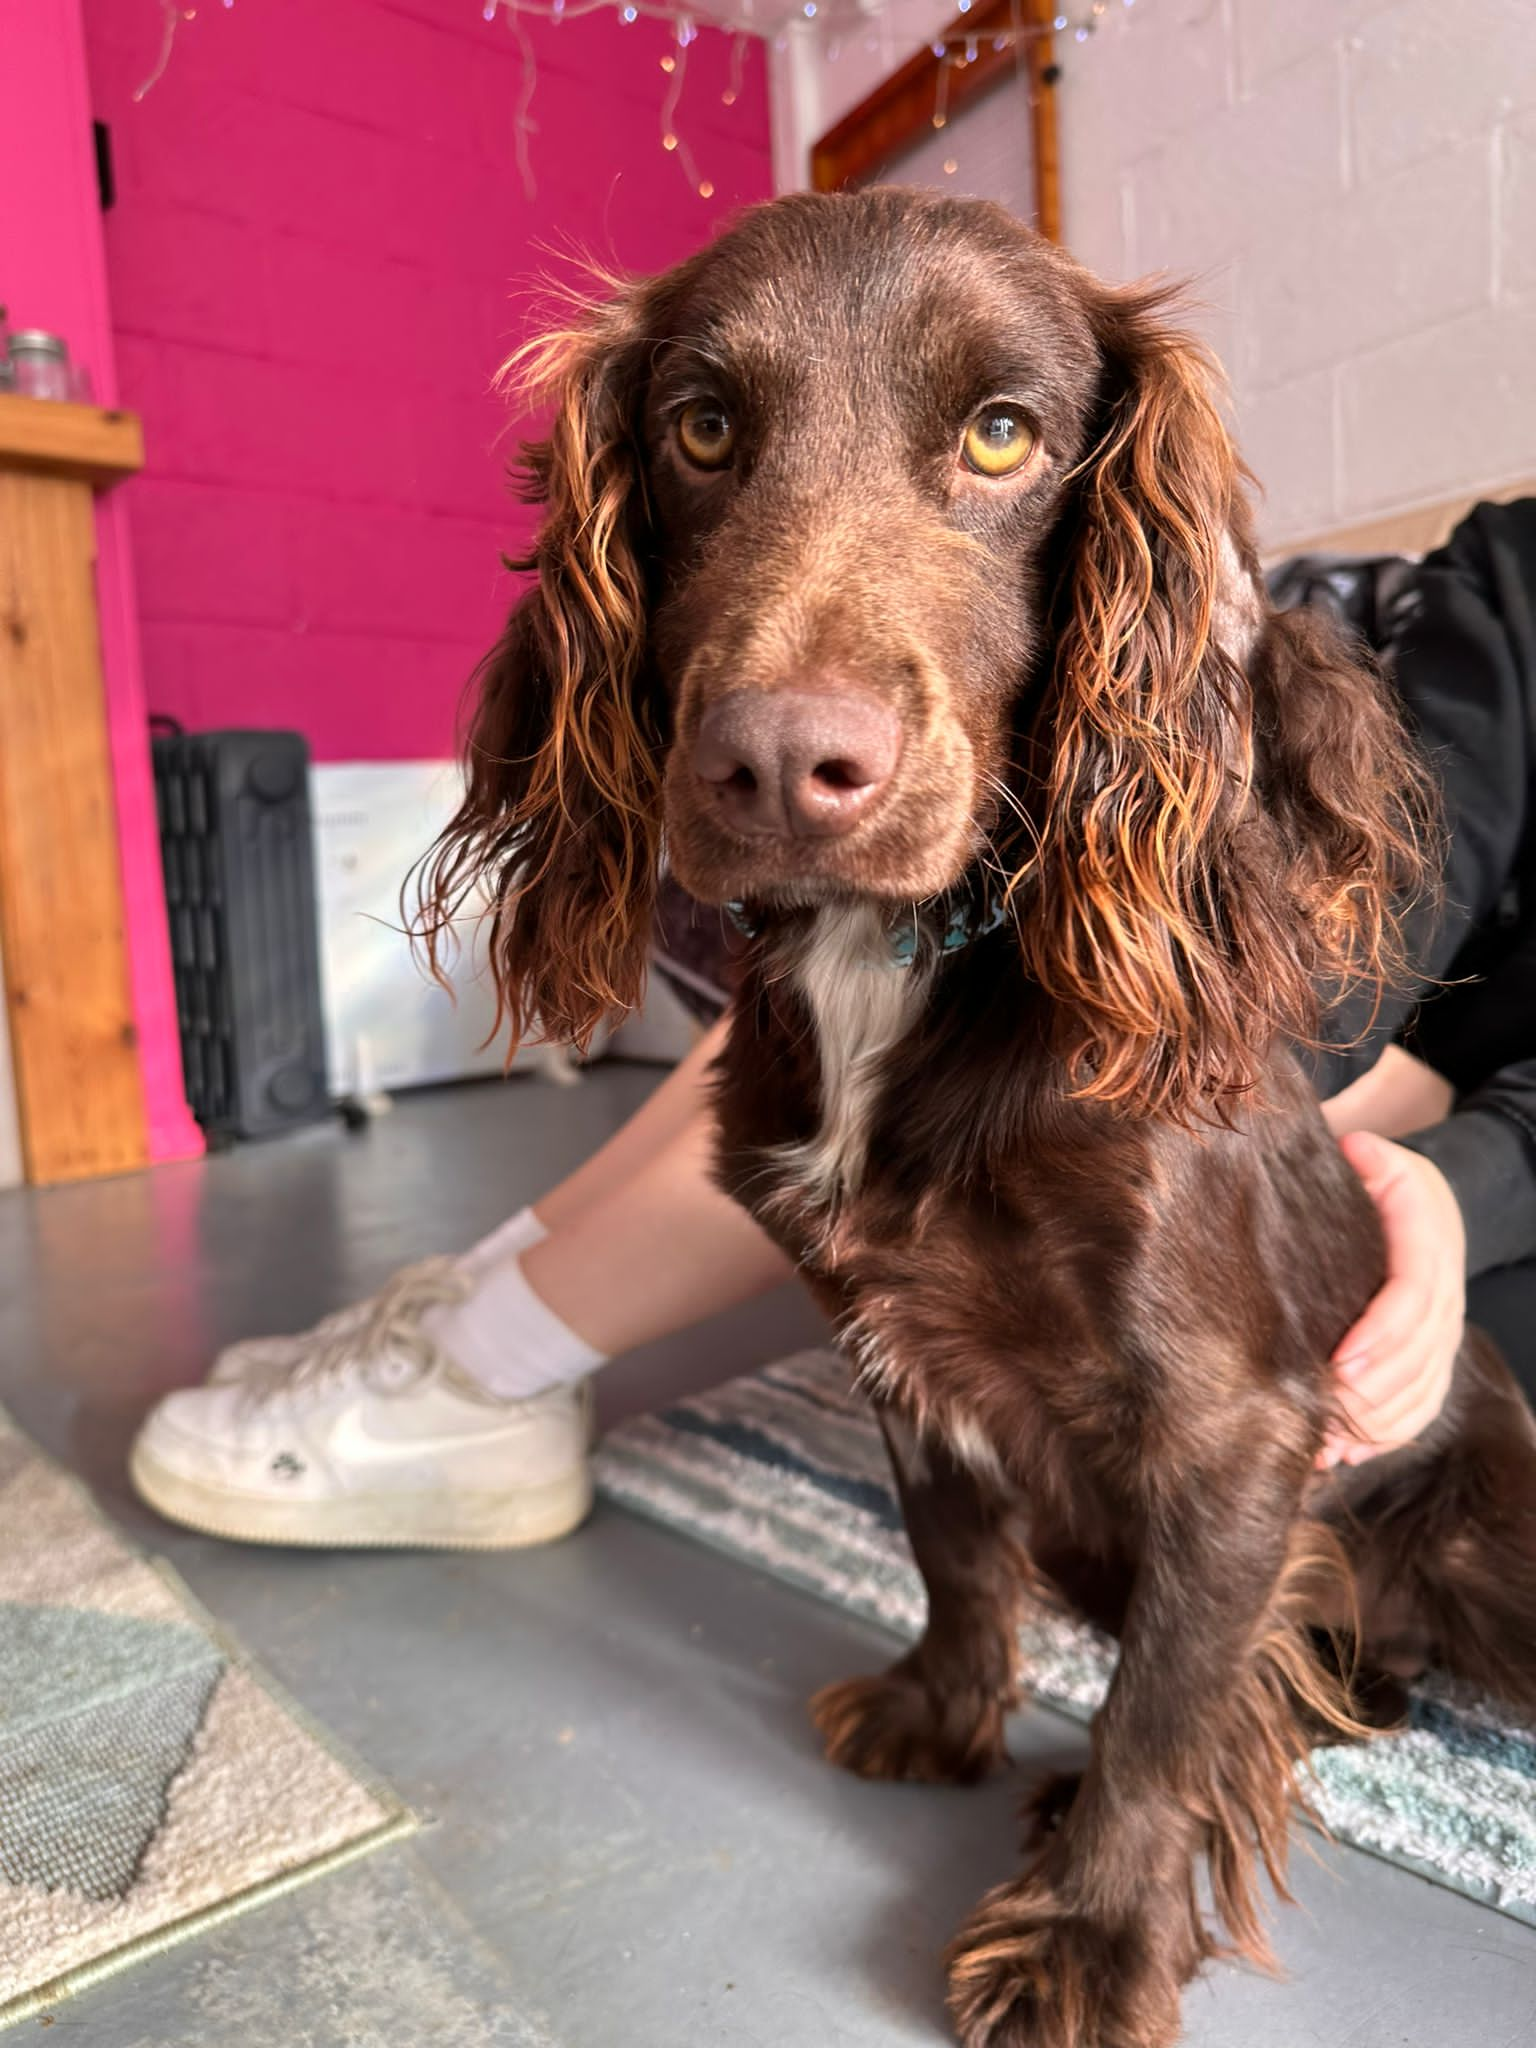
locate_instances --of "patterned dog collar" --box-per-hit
[724,893,1006,966]
[890,894,1008,964]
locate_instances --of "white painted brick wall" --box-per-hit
[1235,138,1493,389]
[1337,297,1536,508]
[775,0,1536,546]
[1232,0,1378,94]
[1126,50,1347,278]
[1348,0,1536,183]
[1061,0,1536,543]
[1235,364,1339,541]
[1504,109,1536,299]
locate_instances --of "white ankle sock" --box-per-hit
[426,1244,605,1400]
[458,1204,549,1276]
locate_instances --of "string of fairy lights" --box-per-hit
[133,0,1143,202]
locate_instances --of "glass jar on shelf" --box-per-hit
[8,331,74,402]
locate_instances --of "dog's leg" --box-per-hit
[812,1409,1024,1785]
[946,1436,1355,2048]
[1344,1329,1536,1715]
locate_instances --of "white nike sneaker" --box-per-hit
[207,1297,369,1382]
[205,1259,442,1384]
[130,1259,594,1549]
[206,1209,549,1384]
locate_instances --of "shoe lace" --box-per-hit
[244,1257,471,1404]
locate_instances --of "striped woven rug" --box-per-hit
[594,1347,1536,1928]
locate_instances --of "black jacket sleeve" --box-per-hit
[1338,501,1536,1278]
[1405,1072,1536,1277]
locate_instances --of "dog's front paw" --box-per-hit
[810,1659,1009,1785]
[946,1877,1181,2048]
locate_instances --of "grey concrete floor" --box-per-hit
[3,1068,1535,2047]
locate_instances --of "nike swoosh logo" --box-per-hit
[323,1402,514,1467]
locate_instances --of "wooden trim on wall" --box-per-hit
[0,402,150,1182]
[1024,0,1061,242]
[810,0,1061,243]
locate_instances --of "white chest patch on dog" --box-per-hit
[772,904,931,1217]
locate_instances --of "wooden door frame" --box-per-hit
[809,0,1061,241]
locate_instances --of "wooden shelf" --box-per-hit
[0,392,150,1181]
[0,393,143,490]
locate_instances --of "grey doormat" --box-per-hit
[594,1348,1536,1928]
[0,1409,414,2029]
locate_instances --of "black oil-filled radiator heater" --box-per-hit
[152,729,329,1141]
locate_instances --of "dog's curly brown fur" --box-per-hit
[418,190,1536,2047]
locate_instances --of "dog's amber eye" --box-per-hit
[962,405,1035,478]
[677,400,735,471]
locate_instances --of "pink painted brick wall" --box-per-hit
[81,0,771,760]
[1,0,204,1165]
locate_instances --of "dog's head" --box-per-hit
[420,189,1430,1118]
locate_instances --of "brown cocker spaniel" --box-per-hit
[421,190,1536,2048]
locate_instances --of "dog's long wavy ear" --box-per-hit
[413,280,663,1053]
[1018,281,1432,1121]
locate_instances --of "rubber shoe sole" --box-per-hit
[129,1440,594,1551]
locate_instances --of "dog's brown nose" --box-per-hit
[692,688,902,840]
